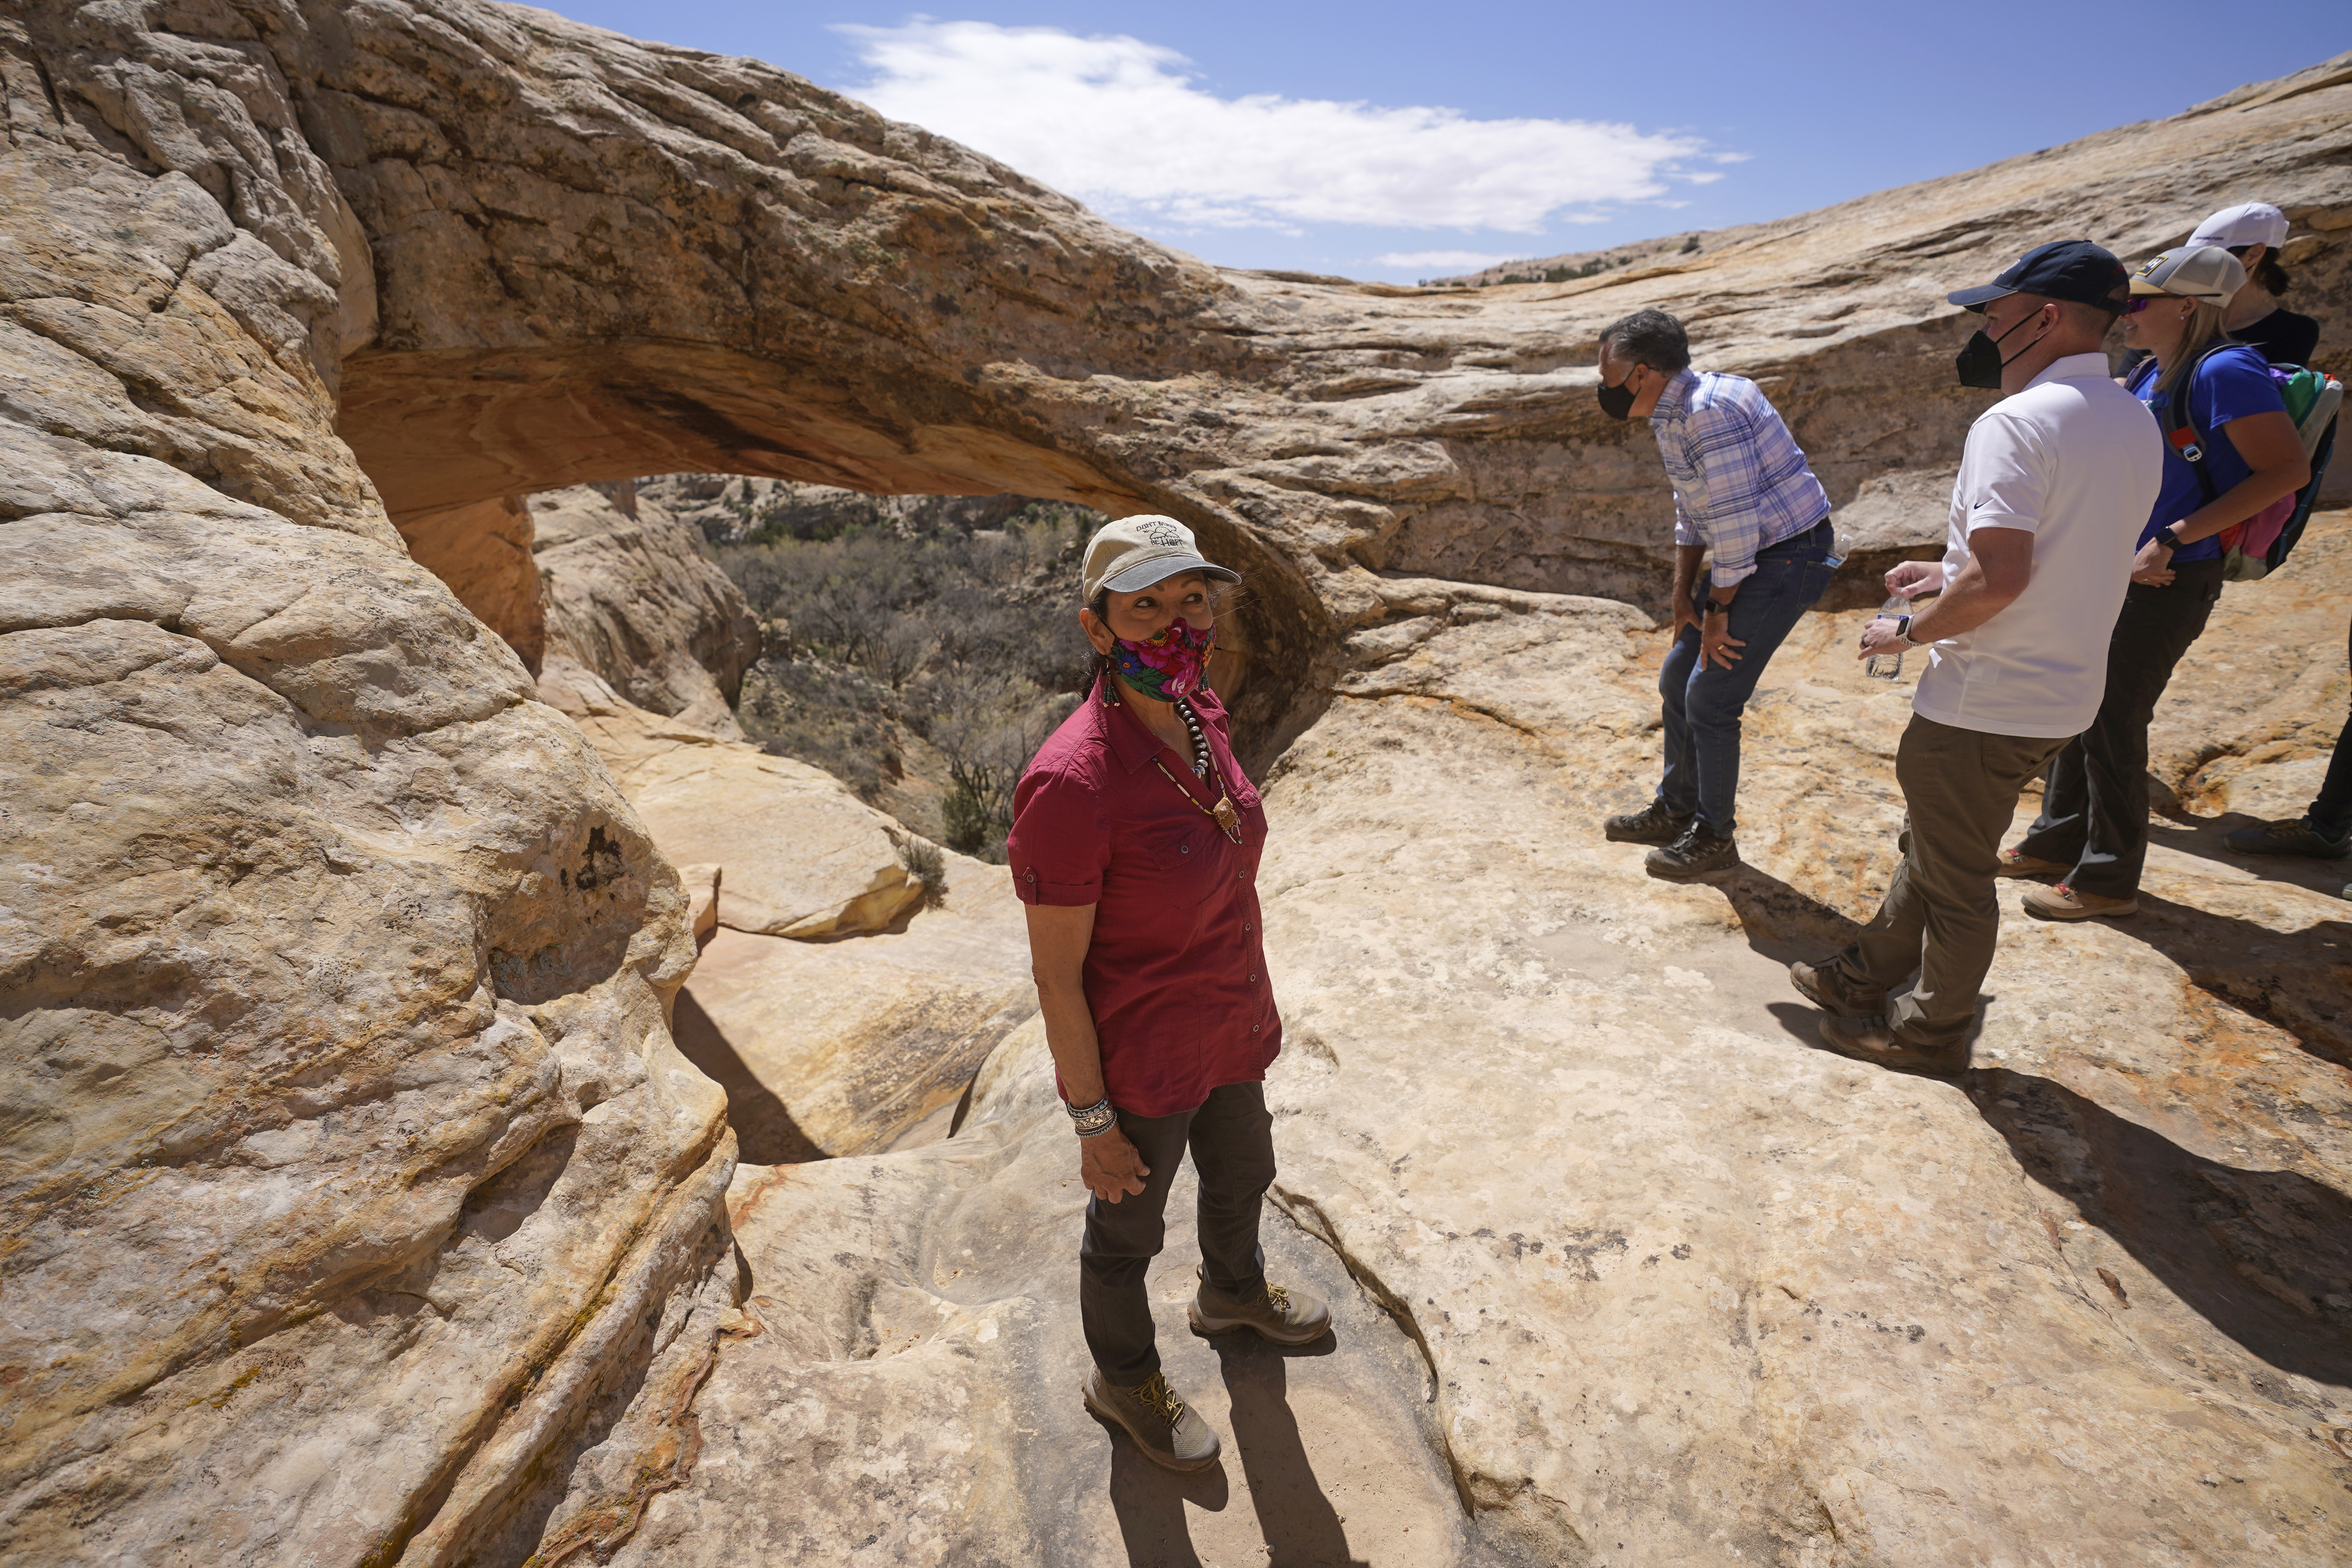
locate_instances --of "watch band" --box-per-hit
[1895,614,1919,646]
[1704,598,1731,617]
[2154,526,2183,551]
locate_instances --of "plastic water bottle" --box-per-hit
[1865,595,1908,681]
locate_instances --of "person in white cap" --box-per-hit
[1005,515,1330,1473]
[2188,201,2320,367]
[2000,247,2311,919]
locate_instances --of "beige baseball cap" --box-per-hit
[1081,515,1239,603]
[2129,245,2247,304]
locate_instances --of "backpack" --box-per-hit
[2149,341,2341,582]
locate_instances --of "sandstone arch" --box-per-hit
[311,15,2350,757]
[5,2,2352,1563]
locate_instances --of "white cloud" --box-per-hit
[838,21,1713,234]
[1374,250,1521,272]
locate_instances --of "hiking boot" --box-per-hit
[1646,822,1740,880]
[1188,1270,1332,1347]
[1788,959,1886,1019]
[1816,1013,1970,1078]
[2222,817,2351,862]
[1994,846,2069,878]
[1082,1368,1221,1472]
[1604,800,1695,844]
[2020,881,2138,921]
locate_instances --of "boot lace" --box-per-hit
[1259,1283,1292,1316]
[1132,1371,1186,1425]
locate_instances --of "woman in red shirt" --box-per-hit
[1008,516,1329,1473]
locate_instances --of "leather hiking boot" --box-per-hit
[1188,1270,1332,1347]
[1082,1368,1221,1472]
[2223,817,2351,862]
[2020,881,2137,921]
[1604,800,1694,845]
[1994,846,2069,878]
[1817,1013,1970,1078]
[1646,822,1740,880]
[1788,959,1886,1019]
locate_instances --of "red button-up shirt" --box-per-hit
[1007,676,1278,1117]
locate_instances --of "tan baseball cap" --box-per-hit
[1081,515,1239,603]
[2129,245,2247,304]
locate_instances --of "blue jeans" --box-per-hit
[1657,520,1837,838]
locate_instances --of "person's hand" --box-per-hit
[1884,560,1945,601]
[1079,1125,1149,1202]
[1671,591,1702,642]
[1700,613,1744,670]
[2131,537,2176,586]
[1857,616,1909,662]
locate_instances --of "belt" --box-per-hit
[1757,515,1834,554]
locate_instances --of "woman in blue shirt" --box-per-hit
[2003,246,2311,918]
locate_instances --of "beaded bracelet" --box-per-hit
[1066,1095,1117,1137]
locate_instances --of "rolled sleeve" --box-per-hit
[1671,492,1700,549]
[1007,764,1106,906]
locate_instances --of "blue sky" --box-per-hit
[556,1,2347,281]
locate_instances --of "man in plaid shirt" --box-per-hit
[1596,309,1837,879]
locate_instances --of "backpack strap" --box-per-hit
[2151,340,2238,506]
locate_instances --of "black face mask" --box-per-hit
[1596,374,1639,420]
[1953,305,2048,390]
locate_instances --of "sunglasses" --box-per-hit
[2123,296,2190,314]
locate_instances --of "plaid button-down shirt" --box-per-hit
[1650,368,1832,588]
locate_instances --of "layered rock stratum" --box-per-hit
[2,3,2349,1563]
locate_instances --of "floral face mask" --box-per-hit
[1109,616,1214,702]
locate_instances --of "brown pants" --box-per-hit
[1825,714,2067,1051]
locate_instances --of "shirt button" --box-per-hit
[1252,1024,1261,1034]
[1243,923,1251,934]
[1179,844,1190,854]
[1248,973,1258,984]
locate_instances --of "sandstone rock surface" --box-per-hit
[538,662,935,939]
[5,2,2350,1564]
[531,484,761,731]
[612,1015,1471,1568]
[670,865,1034,1160]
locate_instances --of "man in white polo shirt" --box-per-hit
[1789,240,2161,1075]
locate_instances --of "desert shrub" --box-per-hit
[896,835,947,909]
[712,499,1102,840]
[743,657,900,799]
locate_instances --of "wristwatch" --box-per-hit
[1895,614,1920,646]
[2153,526,2183,551]
[1703,598,1731,617]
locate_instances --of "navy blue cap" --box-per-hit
[1948,240,2132,314]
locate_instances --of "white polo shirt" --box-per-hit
[1913,352,2162,739]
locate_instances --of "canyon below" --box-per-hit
[4,5,2352,1564]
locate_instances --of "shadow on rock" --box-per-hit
[1211,1338,1369,1568]
[1968,1067,2352,1387]
[2145,806,2352,902]
[1097,1417,1229,1568]
[2099,892,2352,1069]
[1718,865,1863,960]
[669,989,828,1163]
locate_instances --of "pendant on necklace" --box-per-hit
[1212,796,1240,834]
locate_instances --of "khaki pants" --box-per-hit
[1826,714,2066,1051]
